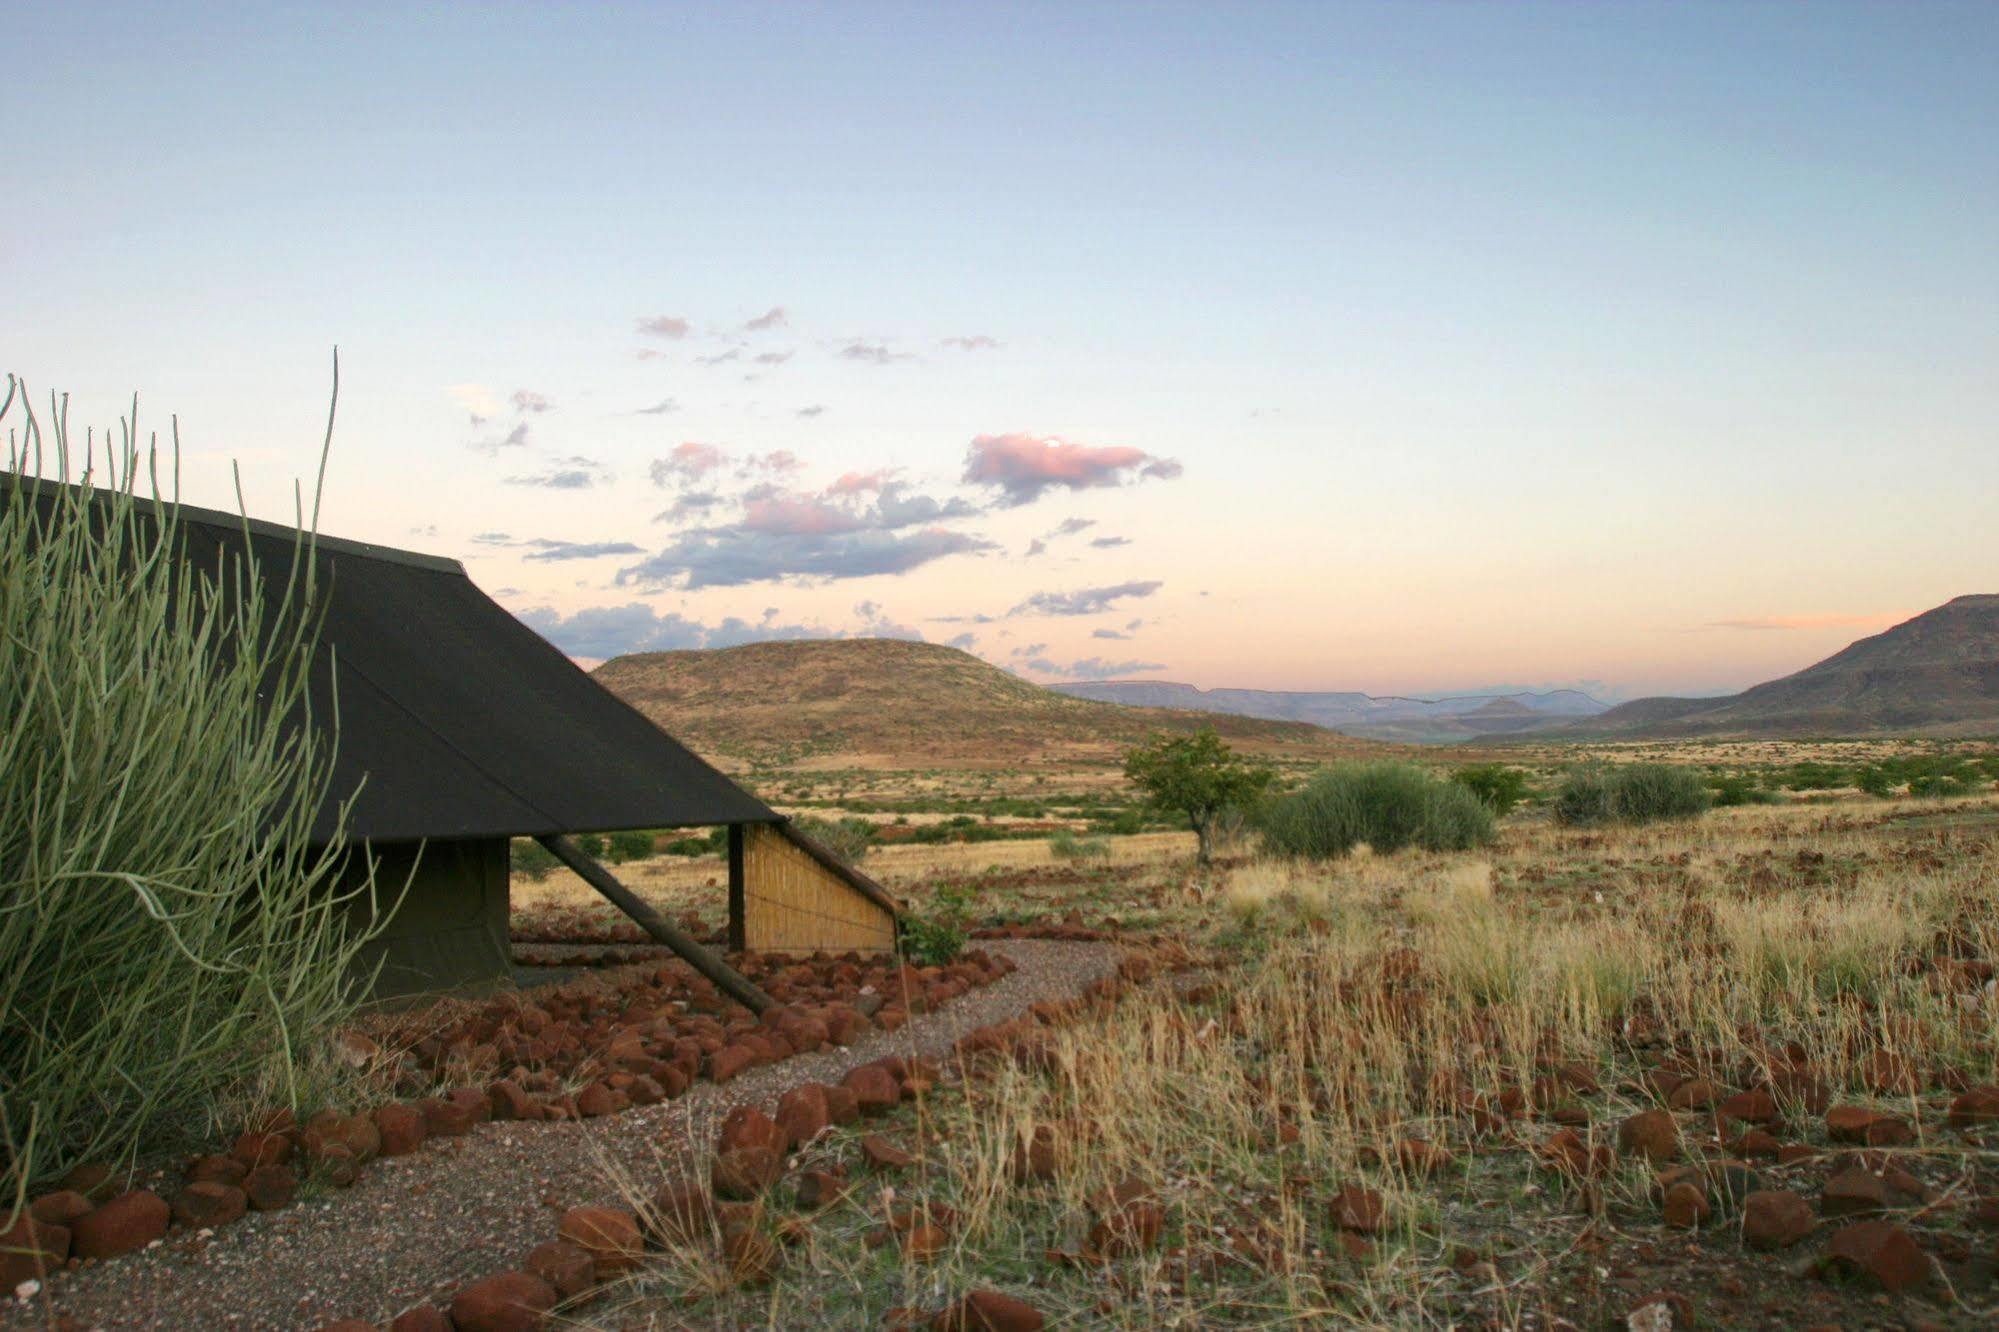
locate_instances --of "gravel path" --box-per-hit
[8,940,1119,1332]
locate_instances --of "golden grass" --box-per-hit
[578,794,1999,1326]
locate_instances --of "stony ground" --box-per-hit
[4,940,1121,1332]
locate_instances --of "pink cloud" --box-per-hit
[827,468,896,495]
[963,433,1182,507]
[740,493,866,536]
[649,441,725,487]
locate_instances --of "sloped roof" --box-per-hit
[15,476,779,842]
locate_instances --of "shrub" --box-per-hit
[1710,774,1780,807]
[1450,764,1529,816]
[575,832,607,859]
[1554,763,1711,826]
[1855,766,1895,797]
[900,882,971,966]
[510,839,561,880]
[1258,762,1495,859]
[1,374,380,1193]
[605,829,656,864]
[793,815,876,861]
[1049,830,1113,860]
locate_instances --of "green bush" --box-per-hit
[605,830,656,864]
[793,815,876,861]
[1450,764,1529,816]
[1554,763,1711,826]
[1049,830,1113,860]
[1,374,380,1193]
[1710,774,1780,807]
[1258,762,1495,859]
[1855,766,1895,797]
[900,882,971,965]
[510,839,561,880]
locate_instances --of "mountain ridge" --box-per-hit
[1049,679,1608,742]
[1496,595,1999,740]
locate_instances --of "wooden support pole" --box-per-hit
[727,823,746,952]
[536,834,772,1015]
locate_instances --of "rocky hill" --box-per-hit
[592,638,1369,767]
[1511,595,1999,740]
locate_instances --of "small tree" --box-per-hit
[1123,729,1274,867]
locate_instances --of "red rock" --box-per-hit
[243,1165,298,1211]
[647,1181,715,1244]
[1088,1200,1164,1256]
[59,1162,118,1202]
[796,1169,848,1208]
[708,1043,756,1083]
[628,1074,665,1106]
[1728,1129,1782,1159]
[488,1079,541,1122]
[447,1086,491,1126]
[70,1189,169,1260]
[575,1082,618,1118]
[1742,1189,1815,1250]
[1011,1125,1058,1182]
[818,1083,859,1125]
[900,1220,951,1262]
[314,1142,361,1188]
[1824,1220,1931,1291]
[712,1146,783,1200]
[1538,1127,1612,1179]
[557,1205,643,1278]
[1825,1105,1911,1146]
[862,1135,916,1170]
[450,1271,558,1332]
[717,1104,784,1155]
[1330,1185,1385,1234]
[525,1239,596,1298]
[1661,1181,1709,1229]
[724,1227,781,1287]
[1396,1138,1453,1176]
[171,1181,248,1228]
[1821,1166,1898,1217]
[1948,1085,1999,1127]
[1859,1050,1918,1095]
[1665,1079,1719,1111]
[1717,1089,1779,1125]
[388,1309,454,1332]
[844,1063,901,1115]
[188,1154,248,1186]
[776,1085,830,1148]
[419,1095,476,1138]
[1618,1110,1680,1163]
[374,1103,428,1156]
[231,1130,292,1169]
[28,1191,93,1229]
[0,1214,68,1287]
[931,1290,1047,1332]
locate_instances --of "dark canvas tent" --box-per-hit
[14,476,897,999]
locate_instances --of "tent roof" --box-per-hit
[16,476,779,843]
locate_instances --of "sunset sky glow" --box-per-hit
[6,3,1995,700]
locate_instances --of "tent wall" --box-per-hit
[340,839,512,1001]
[739,823,896,954]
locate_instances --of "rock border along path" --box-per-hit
[7,940,1121,1332]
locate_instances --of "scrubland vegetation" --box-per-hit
[1,377,378,1203]
[579,794,1999,1329]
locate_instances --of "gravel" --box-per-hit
[7,939,1121,1332]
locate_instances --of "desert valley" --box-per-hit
[8,6,1998,1331]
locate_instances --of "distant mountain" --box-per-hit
[592,638,1370,767]
[1048,680,1609,743]
[1504,595,1999,740]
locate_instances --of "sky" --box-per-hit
[5,2,1995,700]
